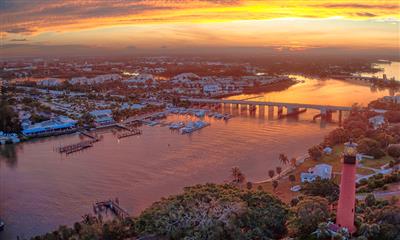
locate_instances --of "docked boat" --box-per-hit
[223,114,232,120]
[142,120,159,126]
[194,110,206,118]
[214,113,224,119]
[169,122,185,130]
[180,121,210,134]
[0,132,20,144]
[0,218,4,231]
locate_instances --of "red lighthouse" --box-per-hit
[336,141,358,233]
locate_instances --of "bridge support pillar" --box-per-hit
[268,106,274,116]
[339,110,343,126]
[277,106,283,116]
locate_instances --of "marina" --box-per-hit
[0,75,395,239]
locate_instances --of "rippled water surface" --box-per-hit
[0,75,394,238]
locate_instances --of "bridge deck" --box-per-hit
[186,98,352,111]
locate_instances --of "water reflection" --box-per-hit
[0,144,18,168]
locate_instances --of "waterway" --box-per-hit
[359,61,400,81]
[0,74,395,239]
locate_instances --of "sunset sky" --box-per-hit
[1,0,399,56]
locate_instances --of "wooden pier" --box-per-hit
[93,199,130,219]
[58,139,97,154]
[58,131,100,154]
[117,128,142,139]
[79,131,98,139]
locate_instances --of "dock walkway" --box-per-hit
[93,199,130,218]
[57,131,100,154]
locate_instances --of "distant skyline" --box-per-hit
[1,0,399,57]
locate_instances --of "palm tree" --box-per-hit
[231,166,245,184]
[290,157,297,167]
[268,169,275,179]
[276,166,282,176]
[279,153,289,165]
[272,180,279,192]
[289,174,296,186]
[246,182,253,190]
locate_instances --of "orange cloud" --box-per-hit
[1,0,399,36]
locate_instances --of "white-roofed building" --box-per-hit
[171,73,201,84]
[301,163,332,182]
[22,116,77,137]
[37,78,63,87]
[69,74,121,85]
[124,74,155,84]
[369,115,385,129]
[89,109,115,126]
[203,84,222,95]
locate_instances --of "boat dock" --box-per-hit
[79,131,98,139]
[123,111,168,125]
[117,128,142,139]
[93,199,130,218]
[58,139,98,154]
[57,131,100,154]
[115,123,132,131]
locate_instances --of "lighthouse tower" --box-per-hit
[336,141,358,233]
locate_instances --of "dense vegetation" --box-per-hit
[32,184,290,240]
[136,184,289,239]
[0,98,21,133]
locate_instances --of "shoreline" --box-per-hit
[253,154,309,184]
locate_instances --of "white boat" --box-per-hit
[194,111,206,118]
[290,185,302,192]
[223,114,232,120]
[214,113,224,119]
[180,121,210,134]
[169,122,185,130]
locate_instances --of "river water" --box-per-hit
[0,73,397,239]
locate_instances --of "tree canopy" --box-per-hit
[135,183,289,240]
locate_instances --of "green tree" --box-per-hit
[276,166,282,176]
[268,169,275,179]
[387,144,400,158]
[0,99,21,133]
[308,145,323,161]
[135,184,289,239]
[289,196,330,238]
[357,138,386,159]
[272,180,279,192]
[279,153,289,165]
[301,179,339,203]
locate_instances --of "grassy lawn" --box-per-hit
[360,155,394,169]
[253,144,392,203]
[357,168,376,175]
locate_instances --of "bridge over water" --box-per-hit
[185,98,353,121]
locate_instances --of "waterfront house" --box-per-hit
[301,164,332,182]
[368,115,385,129]
[22,116,77,137]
